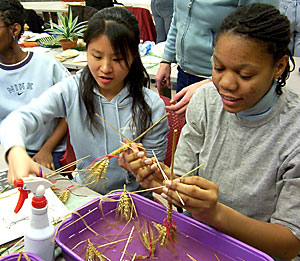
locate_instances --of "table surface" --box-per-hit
[24,45,179,83]
[33,46,300,92]
[56,52,178,83]
[0,149,100,260]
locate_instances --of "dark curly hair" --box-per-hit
[0,0,25,38]
[216,3,294,95]
[80,6,152,134]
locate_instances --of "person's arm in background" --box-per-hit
[166,79,211,116]
[32,118,67,170]
[155,0,177,93]
[165,0,280,112]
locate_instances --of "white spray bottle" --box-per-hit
[14,177,55,261]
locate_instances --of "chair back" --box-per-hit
[160,96,185,167]
[125,6,157,42]
[86,0,114,10]
[58,129,76,174]
[68,5,98,23]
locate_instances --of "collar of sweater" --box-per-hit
[237,81,278,121]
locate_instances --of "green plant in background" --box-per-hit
[45,8,88,42]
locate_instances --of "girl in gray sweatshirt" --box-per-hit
[123,4,300,259]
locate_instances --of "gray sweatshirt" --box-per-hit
[175,82,300,260]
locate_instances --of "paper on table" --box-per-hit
[141,54,161,69]
[0,187,69,245]
[72,52,87,63]
[150,41,165,57]
[0,169,14,194]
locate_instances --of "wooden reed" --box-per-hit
[132,113,168,142]
[120,226,134,261]
[170,129,177,181]
[46,155,91,178]
[181,163,205,178]
[167,129,177,223]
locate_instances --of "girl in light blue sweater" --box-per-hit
[1,7,168,195]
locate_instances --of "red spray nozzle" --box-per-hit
[13,177,52,213]
[14,179,24,188]
[14,178,29,213]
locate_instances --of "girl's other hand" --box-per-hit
[155,63,172,94]
[32,149,55,170]
[119,141,167,192]
[118,140,146,172]
[119,141,147,175]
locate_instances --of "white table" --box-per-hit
[117,0,151,11]
[0,146,8,170]
[21,1,85,26]
[21,1,85,13]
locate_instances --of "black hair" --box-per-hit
[80,6,152,134]
[216,3,294,95]
[0,0,25,38]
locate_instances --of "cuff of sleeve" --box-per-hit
[160,59,172,65]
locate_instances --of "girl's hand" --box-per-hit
[162,176,220,225]
[118,141,145,172]
[7,146,44,184]
[32,148,55,170]
[136,160,170,192]
[119,142,168,192]
[119,141,152,185]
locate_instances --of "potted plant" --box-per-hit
[45,8,88,50]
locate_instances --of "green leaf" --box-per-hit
[68,8,73,28]
[43,9,87,41]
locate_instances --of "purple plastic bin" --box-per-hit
[0,252,43,261]
[56,193,274,261]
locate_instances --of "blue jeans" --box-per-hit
[280,0,300,56]
[151,0,173,43]
[176,66,207,93]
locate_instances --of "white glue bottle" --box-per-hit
[14,177,55,261]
